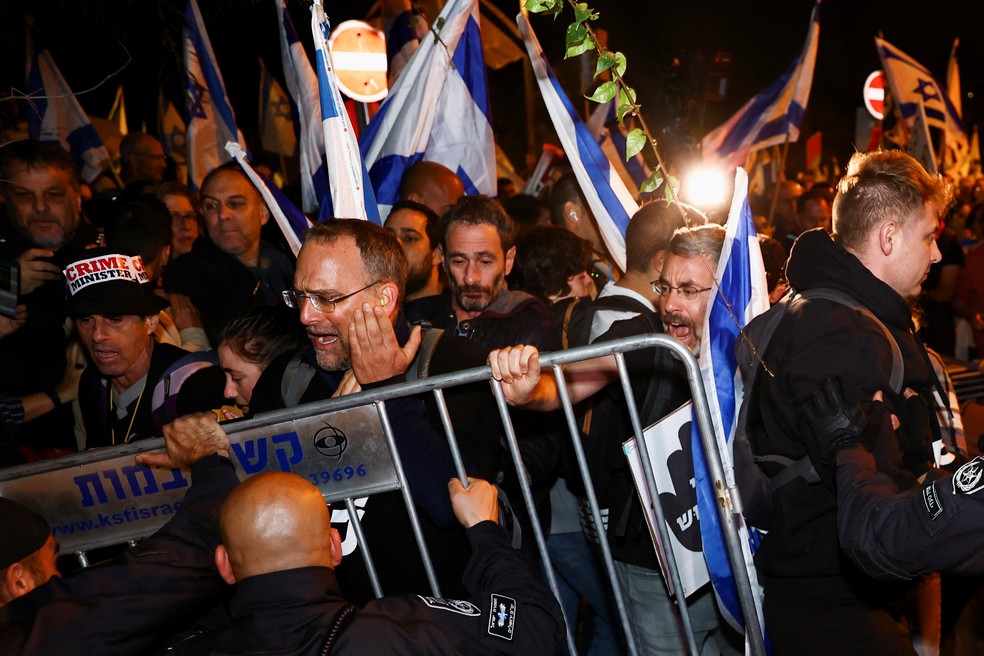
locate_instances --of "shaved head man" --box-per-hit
[215,473,342,583]
[202,471,564,655]
[398,161,465,217]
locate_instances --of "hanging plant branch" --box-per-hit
[525,0,678,201]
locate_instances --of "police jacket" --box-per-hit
[752,229,940,595]
[0,454,238,655]
[203,521,565,655]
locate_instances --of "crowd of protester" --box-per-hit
[1,133,984,655]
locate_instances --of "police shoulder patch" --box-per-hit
[417,595,481,616]
[487,593,517,641]
[953,455,984,496]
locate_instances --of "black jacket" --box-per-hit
[202,521,565,655]
[247,318,492,605]
[0,454,238,655]
[78,342,226,448]
[752,229,939,593]
[0,217,100,451]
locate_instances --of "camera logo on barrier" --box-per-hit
[313,425,348,460]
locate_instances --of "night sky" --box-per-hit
[1,0,979,179]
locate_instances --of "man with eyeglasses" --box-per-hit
[488,223,739,655]
[248,219,499,606]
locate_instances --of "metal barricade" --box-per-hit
[0,334,764,655]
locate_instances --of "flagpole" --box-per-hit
[766,134,792,226]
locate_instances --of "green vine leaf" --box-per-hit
[572,3,599,27]
[565,23,594,58]
[594,51,616,78]
[625,128,645,161]
[585,80,617,104]
[640,169,664,194]
[525,0,560,13]
[612,51,627,77]
[616,102,635,124]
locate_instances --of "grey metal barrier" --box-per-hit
[0,334,764,656]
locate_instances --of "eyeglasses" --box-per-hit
[282,281,381,314]
[651,280,713,300]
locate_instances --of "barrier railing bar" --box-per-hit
[343,496,382,599]
[488,378,578,656]
[549,363,639,656]
[613,350,699,655]
[375,400,441,598]
[430,388,470,484]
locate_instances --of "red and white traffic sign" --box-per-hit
[863,70,885,120]
[328,20,388,103]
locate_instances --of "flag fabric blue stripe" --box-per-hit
[877,38,966,136]
[277,0,329,215]
[311,0,380,224]
[702,1,820,168]
[518,12,635,271]
[25,42,111,184]
[184,0,248,189]
[361,0,496,219]
[693,167,769,634]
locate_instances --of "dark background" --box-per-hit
[1,0,980,180]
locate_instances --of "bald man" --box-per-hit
[203,472,564,655]
[398,161,465,217]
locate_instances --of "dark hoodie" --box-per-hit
[752,228,939,594]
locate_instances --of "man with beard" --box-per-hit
[0,140,101,456]
[384,200,444,322]
[488,224,741,655]
[247,219,497,605]
[422,196,555,352]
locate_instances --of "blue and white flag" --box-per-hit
[517,12,635,272]
[226,142,311,256]
[586,100,651,190]
[701,1,820,169]
[312,0,381,224]
[876,36,968,163]
[361,0,496,219]
[25,38,111,184]
[258,57,297,157]
[184,0,248,189]
[693,167,769,634]
[277,0,329,215]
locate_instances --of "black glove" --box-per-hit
[802,377,868,464]
[895,393,935,477]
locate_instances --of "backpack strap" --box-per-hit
[800,288,904,394]
[405,327,445,382]
[281,351,316,408]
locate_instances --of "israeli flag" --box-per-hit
[277,0,329,215]
[876,36,968,161]
[701,1,820,169]
[184,0,248,189]
[311,0,381,224]
[361,0,496,219]
[692,167,769,636]
[25,39,111,184]
[226,142,311,256]
[517,13,635,272]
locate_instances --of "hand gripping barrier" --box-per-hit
[0,334,765,656]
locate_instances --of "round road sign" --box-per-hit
[863,70,885,120]
[328,20,388,103]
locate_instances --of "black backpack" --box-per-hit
[732,287,903,530]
